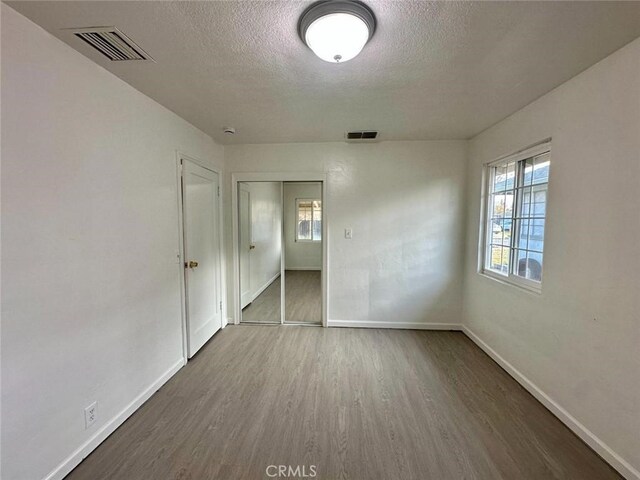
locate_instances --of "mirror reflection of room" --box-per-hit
[239,182,282,323]
[283,182,322,325]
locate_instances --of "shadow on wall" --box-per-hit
[329,176,464,324]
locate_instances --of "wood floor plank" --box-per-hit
[241,276,281,323]
[285,270,321,324]
[65,326,622,480]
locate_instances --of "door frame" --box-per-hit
[176,151,225,364]
[231,172,328,327]
[238,182,253,310]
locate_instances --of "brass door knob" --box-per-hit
[249,245,256,250]
[185,260,199,269]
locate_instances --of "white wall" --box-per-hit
[1,6,224,480]
[6,3,636,480]
[246,182,282,299]
[283,182,322,270]
[224,141,468,328]
[462,37,640,479]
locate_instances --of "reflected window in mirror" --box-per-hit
[296,199,322,242]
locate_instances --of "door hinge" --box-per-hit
[219,301,223,311]
[217,186,220,197]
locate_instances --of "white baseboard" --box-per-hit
[251,272,280,302]
[327,320,462,330]
[284,267,321,271]
[43,359,184,480]
[462,326,639,480]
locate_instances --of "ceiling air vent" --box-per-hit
[71,27,153,61]
[345,130,378,142]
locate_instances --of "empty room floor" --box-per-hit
[65,326,620,480]
[285,270,321,324]
[242,270,321,324]
[241,275,282,323]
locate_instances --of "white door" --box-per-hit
[239,183,252,309]
[183,159,222,358]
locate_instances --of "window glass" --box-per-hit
[296,199,322,242]
[312,200,322,241]
[296,200,313,241]
[483,145,550,288]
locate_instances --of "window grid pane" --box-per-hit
[485,162,516,274]
[532,153,550,185]
[296,199,322,242]
[312,200,322,241]
[484,150,549,284]
[513,157,548,282]
[297,201,313,240]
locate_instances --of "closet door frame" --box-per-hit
[231,172,327,327]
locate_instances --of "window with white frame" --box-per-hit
[296,199,322,242]
[482,143,551,290]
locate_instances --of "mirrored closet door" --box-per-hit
[283,182,322,325]
[237,180,323,325]
[238,182,282,324]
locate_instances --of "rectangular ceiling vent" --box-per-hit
[345,131,378,142]
[71,27,153,62]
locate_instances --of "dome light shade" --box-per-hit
[305,13,369,63]
[299,1,376,64]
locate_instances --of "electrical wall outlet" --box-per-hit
[345,228,353,239]
[84,402,97,429]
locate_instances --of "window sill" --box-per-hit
[478,270,542,295]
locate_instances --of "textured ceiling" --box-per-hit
[6,1,640,144]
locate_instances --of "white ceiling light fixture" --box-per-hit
[299,1,376,64]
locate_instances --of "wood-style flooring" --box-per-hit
[285,270,321,324]
[241,276,281,323]
[242,270,321,324]
[65,326,621,480]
